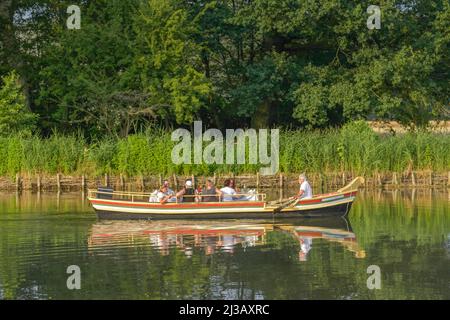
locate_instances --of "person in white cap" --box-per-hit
[176,179,196,202]
[294,174,312,199]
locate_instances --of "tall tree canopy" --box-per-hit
[0,0,448,137]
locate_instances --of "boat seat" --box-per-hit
[97,186,114,200]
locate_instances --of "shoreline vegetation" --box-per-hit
[1,171,449,193]
[0,122,448,191]
[1,1,448,192]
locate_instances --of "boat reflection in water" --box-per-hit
[276,219,366,261]
[88,217,365,261]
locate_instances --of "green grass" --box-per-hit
[0,122,448,177]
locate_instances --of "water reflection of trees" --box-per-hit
[0,190,449,299]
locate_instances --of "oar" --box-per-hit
[273,197,300,213]
[267,198,291,206]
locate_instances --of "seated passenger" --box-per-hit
[176,179,196,202]
[229,179,240,193]
[162,179,175,195]
[157,186,176,204]
[220,179,239,202]
[294,174,313,200]
[201,179,222,202]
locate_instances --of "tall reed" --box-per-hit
[0,122,448,177]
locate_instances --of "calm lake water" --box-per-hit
[0,189,449,300]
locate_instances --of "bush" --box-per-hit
[0,71,37,136]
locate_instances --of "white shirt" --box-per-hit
[157,191,166,202]
[299,180,313,199]
[220,186,236,201]
[300,237,312,254]
[157,190,176,203]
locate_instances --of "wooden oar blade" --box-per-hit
[273,198,298,213]
[267,198,291,206]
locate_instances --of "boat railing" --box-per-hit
[88,189,266,203]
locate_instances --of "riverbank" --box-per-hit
[0,122,448,188]
[1,171,449,192]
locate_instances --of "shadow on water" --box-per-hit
[0,189,449,300]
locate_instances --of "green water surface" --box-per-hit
[0,190,448,300]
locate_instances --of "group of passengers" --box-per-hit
[153,178,244,204]
[153,174,313,204]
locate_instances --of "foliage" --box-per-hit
[0,71,37,136]
[0,1,448,136]
[0,125,448,177]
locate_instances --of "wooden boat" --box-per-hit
[87,177,364,220]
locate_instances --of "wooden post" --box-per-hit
[120,174,125,190]
[81,175,86,191]
[158,174,162,187]
[15,173,21,192]
[140,175,145,191]
[411,171,416,186]
[173,174,178,189]
[191,174,195,187]
[342,172,346,186]
[393,172,398,186]
[37,174,41,192]
[104,173,109,187]
[279,173,283,188]
[256,172,260,189]
[57,190,61,210]
[429,171,433,186]
[81,188,85,207]
[377,173,382,187]
[213,172,217,185]
[57,173,61,192]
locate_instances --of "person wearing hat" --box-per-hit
[176,179,196,202]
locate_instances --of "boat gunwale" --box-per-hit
[88,190,358,212]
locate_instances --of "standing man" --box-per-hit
[295,174,313,199]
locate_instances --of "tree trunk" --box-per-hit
[251,99,271,129]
